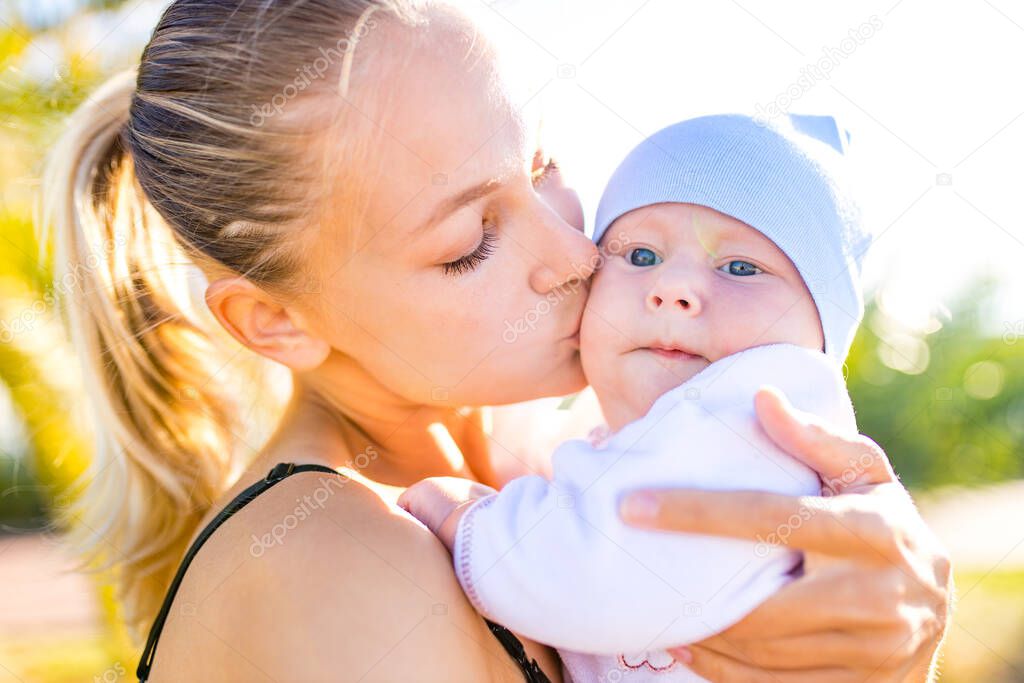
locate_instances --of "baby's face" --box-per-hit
[582,202,825,432]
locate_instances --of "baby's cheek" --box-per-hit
[718,290,819,355]
[697,297,748,358]
[586,267,635,323]
[579,308,622,397]
[579,322,612,387]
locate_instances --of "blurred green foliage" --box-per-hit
[0,455,45,528]
[849,278,1024,488]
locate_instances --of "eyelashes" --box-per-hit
[441,220,498,277]
[440,158,558,277]
[719,260,763,276]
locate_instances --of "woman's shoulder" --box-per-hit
[150,465,548,681]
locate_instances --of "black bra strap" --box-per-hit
[484,618,552,683]
[137,462,340,681]
[137,462,551,683]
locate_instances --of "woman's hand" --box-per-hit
[618,386,953,682]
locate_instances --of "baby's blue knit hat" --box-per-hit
[593,113,871,364]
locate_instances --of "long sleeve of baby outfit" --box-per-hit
[452,343,858,656]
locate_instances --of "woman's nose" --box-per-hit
[646,269,703,316]
[526,205,599,295]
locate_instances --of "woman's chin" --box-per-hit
[477,354,587,406]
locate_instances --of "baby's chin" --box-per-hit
[638,367,703,411]
[596,350,712,430]
[640,346,709,382]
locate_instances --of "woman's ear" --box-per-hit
[205,276,330,372]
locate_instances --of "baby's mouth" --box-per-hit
[643,346,704,362]
[636,337,706,361]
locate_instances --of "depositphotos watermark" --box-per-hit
[249,446,378,557]
[248,16,379,128]
[753,450,878,557]
[501,231,631,344]
[754,15,883,125]
[0,234,127,345]
[93,662,126,683]
[1003,319,1023,345]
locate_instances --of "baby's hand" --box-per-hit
[397,477,497,551]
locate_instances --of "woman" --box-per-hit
[40,0,950,680]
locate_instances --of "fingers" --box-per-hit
[397,477,492,538]
[680,642,860,683]
[705,561,905,638]
[754,386,896,491]
[620,486,908,561]
[683,618,902,681]
[396,482,442,531]
[688,622,941,681]
[683,558,946,678]
[665,567,944,681]
[690,631,870,671]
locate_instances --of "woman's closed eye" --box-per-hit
[718,260,763,276]
[440,163,557,277]
[440,160,565,278]
[441,217,498,277]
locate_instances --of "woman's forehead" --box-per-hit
[377,32,526,168]
[314,7,532,256]
[354,24,529,226]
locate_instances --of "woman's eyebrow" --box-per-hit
[413,178,503,236]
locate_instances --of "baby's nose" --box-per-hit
[646,277,702,316]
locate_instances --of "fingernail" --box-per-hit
[619,492,659,522]
[671,646,693,664]
[761,385,787,406]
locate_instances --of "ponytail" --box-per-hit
[37,0,422,638]
[39,69,249,635]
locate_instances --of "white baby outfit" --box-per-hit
[453,343,859,682]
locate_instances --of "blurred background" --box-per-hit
[0,0,1021,680]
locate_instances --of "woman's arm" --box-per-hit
[619,387,952,683]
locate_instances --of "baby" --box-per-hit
[399,113,872,682]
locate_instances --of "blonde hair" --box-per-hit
[38,0,422,637]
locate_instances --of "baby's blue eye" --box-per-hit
[720,260,762,276]
[628,247,661,267]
